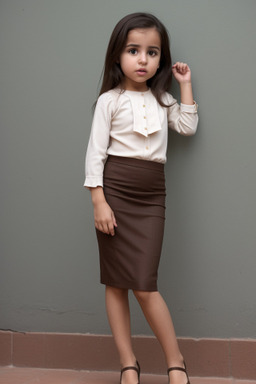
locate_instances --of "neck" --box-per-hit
[120,81,149,92]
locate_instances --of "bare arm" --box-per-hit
[89,187,117,236]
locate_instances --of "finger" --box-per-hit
[97,222,104,233]
[180,63,185,72]
[95,222,104,233]
[176,64,183,73]
[96,221,108,235]
[108,222,115,236]
[109,214,117,236]
[104,221,112,235]
[111,211,118,227]
[171,65,178,75]
[182,63,188,73]
[185,64,190,73]
[177,62,186,71]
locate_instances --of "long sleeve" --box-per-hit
[84,93,114,188]
[166,94,198,136]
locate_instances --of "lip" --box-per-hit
[136,68,147,75]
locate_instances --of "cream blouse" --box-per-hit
[84,88,198,188]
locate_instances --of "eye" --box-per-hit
[148,50,158,57]
[128,48,137,55]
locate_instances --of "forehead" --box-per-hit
[126,28,161,46]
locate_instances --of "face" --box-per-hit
[119,28,161,91]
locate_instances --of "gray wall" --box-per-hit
[1,0,255,339]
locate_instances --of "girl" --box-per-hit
[84,13,198,384]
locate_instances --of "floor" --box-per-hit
[0,367,256,384]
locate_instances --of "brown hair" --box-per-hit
[98,13,172,107]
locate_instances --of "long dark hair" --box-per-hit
[98,13,172,107]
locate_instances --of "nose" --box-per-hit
[138,51,147,65]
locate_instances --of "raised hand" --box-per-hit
[172,62,192,84]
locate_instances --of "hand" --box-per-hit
[172,62,192,84]
[94,200,117,236]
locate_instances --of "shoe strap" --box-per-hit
[120,361,140,384]
[167,366,186,374]
[121,365,139,375]
[167,366,189,384]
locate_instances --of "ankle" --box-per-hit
[167,353,184,368]
[120,355,137,368]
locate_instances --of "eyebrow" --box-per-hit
[126,43,160,51]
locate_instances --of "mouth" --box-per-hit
[136,69,147,75]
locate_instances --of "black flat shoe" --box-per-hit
[167,361,190,384]
[120,360,140,384]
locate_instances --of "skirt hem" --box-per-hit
[101,280,158,292]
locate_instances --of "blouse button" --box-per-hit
[146,146,149,150]
[143,104,146,107]
[144,127,147,131]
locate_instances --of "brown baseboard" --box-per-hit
[0,331,255,380]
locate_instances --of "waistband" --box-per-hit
[107,155,164,171]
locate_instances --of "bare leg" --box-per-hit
[133,290,188,384]
[105,286,138,384]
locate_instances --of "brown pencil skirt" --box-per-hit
[96,155,166,291]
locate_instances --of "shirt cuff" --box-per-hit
[180,101,198,113]
[84,176,103,188]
